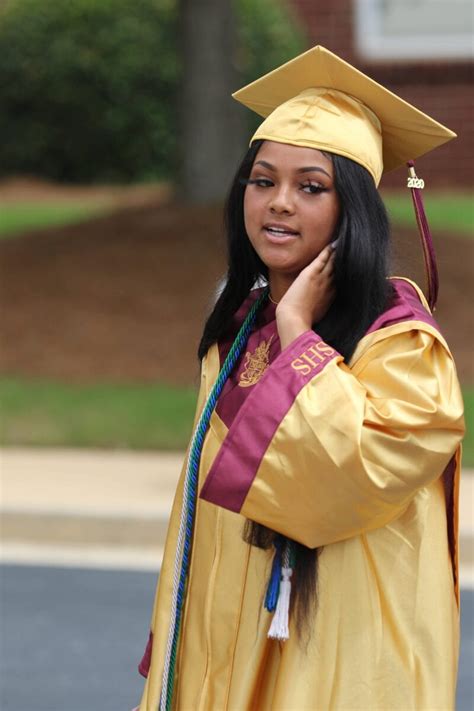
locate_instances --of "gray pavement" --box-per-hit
[0,564,154,711]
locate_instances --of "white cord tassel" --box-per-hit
[267,566,292,641]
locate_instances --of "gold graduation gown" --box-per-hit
[138,278,464,711]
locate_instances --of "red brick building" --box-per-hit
[289,0,473,189]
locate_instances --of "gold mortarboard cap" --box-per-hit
[233,45,456,186]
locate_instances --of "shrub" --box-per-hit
[0,0,304,183]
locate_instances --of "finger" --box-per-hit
[312,245,333,272]
[320,250,336,273]
[303,245,334,277]
[323,264,335,280]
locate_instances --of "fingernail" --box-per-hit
[330,240,338,249]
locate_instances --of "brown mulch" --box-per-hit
[0,186,472,386]
[0,176,172,207]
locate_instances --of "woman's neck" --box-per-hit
[268,271,296,304]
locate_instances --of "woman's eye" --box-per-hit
[252,178,273,188]
[240,177,274,188]
[301,182,325,194]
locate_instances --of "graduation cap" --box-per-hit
[233,45,455,186]
[233,45,456,310]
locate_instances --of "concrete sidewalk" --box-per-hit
[1,448,473,581]
[1,448,181,570]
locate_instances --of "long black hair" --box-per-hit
[198,139,392,636]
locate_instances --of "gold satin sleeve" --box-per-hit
[240,327,465,548]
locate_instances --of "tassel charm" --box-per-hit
[267,542,293,641]
[267,567,292,641]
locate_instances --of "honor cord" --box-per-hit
[159,289,269,711]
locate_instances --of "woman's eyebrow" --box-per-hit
[254,160,331,179]
[297,166,331,178]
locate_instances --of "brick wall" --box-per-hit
[288,0,473,188]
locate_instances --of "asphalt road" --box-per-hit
[1,565,156,711]
[1,565,473,711]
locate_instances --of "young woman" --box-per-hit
[136,47,464,711]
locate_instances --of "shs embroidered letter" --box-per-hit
[291,340,335,376]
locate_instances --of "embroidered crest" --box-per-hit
[239,335,274,388]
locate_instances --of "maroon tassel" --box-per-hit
[406,160,439,311]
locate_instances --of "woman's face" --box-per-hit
[243,141,340,280]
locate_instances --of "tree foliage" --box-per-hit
[0,0,304,183]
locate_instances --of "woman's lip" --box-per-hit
[262,227,300,244]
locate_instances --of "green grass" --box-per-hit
[0,377,472,466]
[382,192,473,235]
[463,388,474,467]
[0,377,198,450]
[0,202,110,238]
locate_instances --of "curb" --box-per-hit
[1,508,170,548]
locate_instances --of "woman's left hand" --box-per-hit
[276,243,336,349]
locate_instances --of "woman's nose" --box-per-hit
[269,185,295,214]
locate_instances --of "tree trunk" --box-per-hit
[178,0,246,203]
